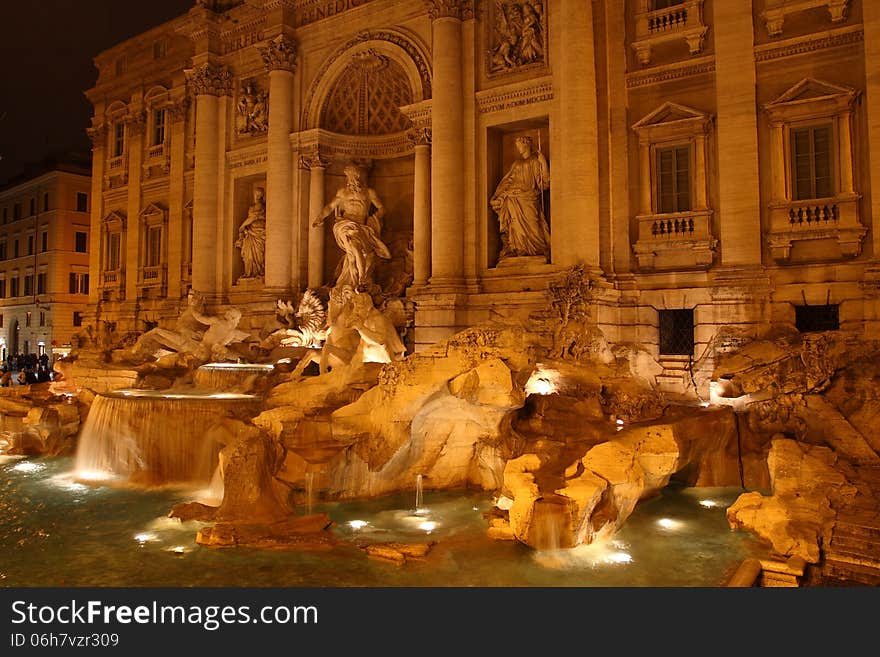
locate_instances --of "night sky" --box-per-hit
[0,0,195,185]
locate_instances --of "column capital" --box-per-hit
[259,34,298,73]
[185,62,233,97]
[425,0,474,21]
[300,149,332,170]
[125,110,147,136]
[406,126,432,147]
[87,123,107,149]
[168,97,191,122]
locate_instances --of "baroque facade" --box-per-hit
[0,162,92,361]
[85,0,880,391]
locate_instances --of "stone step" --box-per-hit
[821,559,880,586]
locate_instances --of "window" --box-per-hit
[37,272,46,295]
[76,192,89,213]
[151,109,166,147]
[75,231,88,253]
[41,231,47,252]
[115,57,126,76]
[0,314,3,328]
[13,240,18,258]
[153,39,167,59]
[9,278,17,297]
[23,274,33,297]
[657,146,691,214]
[13,203,20,220]
[791,125,832,201]
[795,304,839,333]
[0,242,6,260]
[659,309,695,356]
[1,208,6,223]
[113,123,125,158]
[43,192,49,212]
[69,272,89,295]
[0,281,5,298]
[27,235,34,256]
[39,312,45,327]
[147,226,162,267]
[108,233,121,270]
[29,198,35,216]
[73,311,83,327]
[25,312,31,328]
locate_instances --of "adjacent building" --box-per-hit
[83,0,880,395]
[0,159,92,362]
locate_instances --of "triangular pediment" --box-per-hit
[766,78,857,107]
[633,102,711,129]
[102,210,126,228]
[140,202,166,217]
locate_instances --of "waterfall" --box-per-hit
[193,363,274,392]
[74,391,256,487]
[415,474,423,511]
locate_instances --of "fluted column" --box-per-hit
[426,0,470,288]
[259,35,298,291]
[125,109,145,304]
[166,97,188,300]
[552,0,600,267]
[304,152,329,288]
[409,128,432,286]
[185,62,231,295]
[86,122,106,307]
[865,1,880,257]
[769,122,786,203]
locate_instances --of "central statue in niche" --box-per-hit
[312,164,391,292]
[491,135,551,260]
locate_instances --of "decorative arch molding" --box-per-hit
[302,29,432,131]
[144,85,172,107]
[105,100,128,122]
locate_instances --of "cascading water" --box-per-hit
[193,363,275,392]
[74,390,258,487]
[415,474,424,512]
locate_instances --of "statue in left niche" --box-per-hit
[235,186,267,280]
[236,80,268,136]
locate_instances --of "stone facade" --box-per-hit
[85,0,880,396]
[0,163,92,361]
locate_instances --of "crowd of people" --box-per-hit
[0,352,53,387]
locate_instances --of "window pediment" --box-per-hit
[764,78,859,121]
[633,102,712,142]
[139,203,167,227]
[103,210,126,231]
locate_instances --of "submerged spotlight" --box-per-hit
[348,520,368,530]
[12,462,45,474]
[699,500,718,508]
[418,521,437,533]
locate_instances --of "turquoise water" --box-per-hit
[0,455,766,587]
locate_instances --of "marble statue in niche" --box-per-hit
[489,1,546,74]
[491,135,551,260]
[312,164,391,293]
[235,186,267,280]
[236,80,268,135]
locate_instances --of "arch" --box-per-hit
[302,29,432,131]
[144,85,171,106]
[105,100,128,121]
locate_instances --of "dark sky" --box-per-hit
[0,0,195,185]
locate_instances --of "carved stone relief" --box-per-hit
[236,79,269,136]
[487,1,547,76]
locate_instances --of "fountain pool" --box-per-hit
[0,455,767,587]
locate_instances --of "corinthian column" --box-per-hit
[185,62,231,295]
[409,127,432,287]
[303,151,330,288]
[259,35,298,292]
[426,0,471,289]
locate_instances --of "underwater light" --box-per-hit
[657,518,681,530]
[12,462,45,474]
[418,521,437,533]
[524,366,561,396]
[348,520,368,530]
[166,545,188,554]
[699,500,718,508]
[606,552,633,564]
[134,533,157,544]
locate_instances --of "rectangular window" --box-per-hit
[41,231,48,252]
[108,233,121,270]
[114,123,125,158]
[13,203,21,220]
[0,280,5,298]
[147,226,162,267]
[115,57,126,76]
[73,311,83,327]
[27,235,34,256]
[76,192,88,213]
[39,311,45,327]
[0,242,6,260]
[0,314,3,328]
[75,231,88,253]
[23,274,33,297]
[25,312,31,328]
[659,309,695,356]
[10,278,18,297]
[657,146,691,214]
[791,125,833,201]
[29,198,35,216]
[2,208,6,223]
[37,272,46,295]
[152,109,166,147]
[795,304,839,333]
[153,40,167,59]
[13,240,19,258]
[69,272,89,295]
[43,192,49,212]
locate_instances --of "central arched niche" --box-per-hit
[304,32,430,293]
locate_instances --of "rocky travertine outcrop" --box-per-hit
[727,437,858,563]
